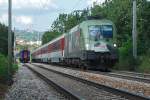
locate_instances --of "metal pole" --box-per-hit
[8,0,12,76]
[132,0,137,59]
[14,27,16,63]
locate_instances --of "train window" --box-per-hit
[89,25,113,41]
[89,25,101,41]
[101,25,113,38]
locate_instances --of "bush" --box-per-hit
[0,54,8,82]
[115,40,140,71]
[138,52,150,73]
[0,53,18,83]
[12,63,18,73]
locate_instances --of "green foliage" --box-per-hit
[0,53,18,83]
[42,10,89,44]
[0,54,8,82]
[138,51,150,73]
[51,11,88,33]
[0,23,14,56]
[119,40,132,58]
[115,39,141,71]
[0,24,8,56]
[12,64,18,73]
[42,31,61,44]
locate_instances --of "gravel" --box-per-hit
[28,64,128,100]
[32,63,150,98]
[5,64,68,100]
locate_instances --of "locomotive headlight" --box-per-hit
[113,43,117,47]
[86,44,89,49]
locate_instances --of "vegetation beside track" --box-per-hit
[0,23,18,98]
[0,53,19,98]
[0,54,9,83]
[0,53,19,83]
[139,55,150,73]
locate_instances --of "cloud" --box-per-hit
[87,0,106,6]
[15,16,33,25]
[0,0,57,10]
[0,0,6,5]
[0,13,33,26]
[0,14,8,24]
[0,0,58,15]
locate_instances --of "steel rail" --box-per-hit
[33,63,150,83]
[104,72,150,83]
[113,71,150,78]
[31,64,150,100]
[26,64,81,100]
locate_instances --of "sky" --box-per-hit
[0,0,106,32]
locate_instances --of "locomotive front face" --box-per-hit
[81,20,116,52]
[80,20,118,67]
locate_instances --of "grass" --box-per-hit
[138,55,150,73]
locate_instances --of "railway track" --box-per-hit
[112,71,150,78]
[25,64,80,100]
[26,63,150,100]
[101,72,150,83]
[87,70,150,83]
[32,63,150,84]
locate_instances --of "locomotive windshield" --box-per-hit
[89,25,113,41]
[101,25,113,38]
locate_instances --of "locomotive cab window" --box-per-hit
[88,25,113,41]
[101,25,113,38]
[89,25,101,41]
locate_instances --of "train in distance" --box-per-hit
[31,16,119,71]
[19,49,30,63]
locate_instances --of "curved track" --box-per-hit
[26,63,150,100]
[102,72,150,83]
[112,71,150,78]
[88,70,150,84]
[33,63,150,84]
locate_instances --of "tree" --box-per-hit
[42,31,61,44]
[42,9,89,44]
[51,9,89,33]
[138,0,150,54]
[0,23,8,56]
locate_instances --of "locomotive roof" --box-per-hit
[69,19,113,33]
[81,19,113,25]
